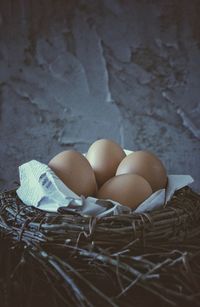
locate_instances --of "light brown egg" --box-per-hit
[48,150,97,197]
[116,151,167,192]
[86,139,126,188]
[97,174,152,209]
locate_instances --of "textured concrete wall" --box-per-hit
[0,0,199,191]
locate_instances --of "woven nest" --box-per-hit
[0,187,200,307]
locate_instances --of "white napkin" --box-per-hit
[16,159,194,217]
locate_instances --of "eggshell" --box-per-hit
[116,151,167,192]
[86,139,126,187]
[97,174,152,209]
[48,150,97,197]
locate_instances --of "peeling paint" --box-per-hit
[63,30,77,57]
[0,0,200,191]
[177,108,200,140]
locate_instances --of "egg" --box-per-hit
[97,174,152,209]
[86,139,126,188]
[48,150,97,197]
[116,150,167,192]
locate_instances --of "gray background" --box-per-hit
[0,0,199,192]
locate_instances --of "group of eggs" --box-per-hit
[48,139,168,209]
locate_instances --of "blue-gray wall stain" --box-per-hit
[0,0,199,191]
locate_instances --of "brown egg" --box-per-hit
[97,174,152,209]
[86,139,126,187]
[116,151,167,192]
[48,150,97,197]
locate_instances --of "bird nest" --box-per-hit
[0,187,200,307]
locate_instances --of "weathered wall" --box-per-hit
[0,0,199,191]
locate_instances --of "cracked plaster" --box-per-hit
[0,0,199,191]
